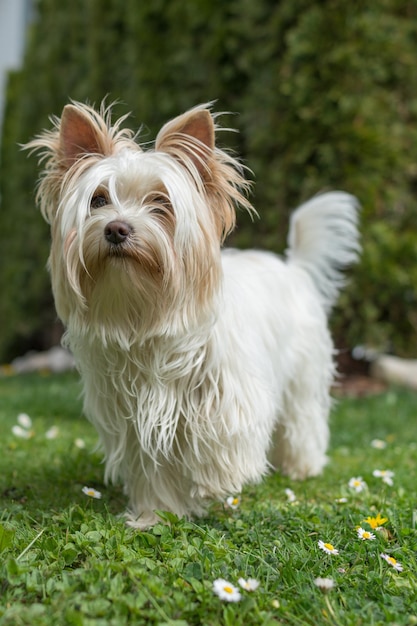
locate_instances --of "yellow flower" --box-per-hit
[363,513,388,530]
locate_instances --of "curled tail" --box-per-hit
[286,192,360,313]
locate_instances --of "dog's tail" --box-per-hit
[286,192,360,313]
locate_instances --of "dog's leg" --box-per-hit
[269,359,333,480]
[122,455,209,529]
[185,431,270,502]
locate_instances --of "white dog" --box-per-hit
[27,102,360,528]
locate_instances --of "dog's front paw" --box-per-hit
[281,454,328,480]
[125,510,161,530]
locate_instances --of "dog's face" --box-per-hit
[28,103,252,343]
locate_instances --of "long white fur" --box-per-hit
[27,102,360,529]
[286,192,361,312]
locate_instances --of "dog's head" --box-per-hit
[27,102,253,344]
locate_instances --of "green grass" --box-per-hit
[0,372,416,625]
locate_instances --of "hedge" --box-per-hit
[1,0,417,360]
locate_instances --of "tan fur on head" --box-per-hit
[26,102,137,223]
[26,101,253,237]
[25,101,254,341]
[154,104,254,241]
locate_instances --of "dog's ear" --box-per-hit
[155,108,215,177]
[59,104,103,168]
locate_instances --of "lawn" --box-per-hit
[0,372,416,625]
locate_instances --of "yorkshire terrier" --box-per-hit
[27,102,360,528]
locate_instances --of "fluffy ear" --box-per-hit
[155,107,215,177]
[59,104,103,168]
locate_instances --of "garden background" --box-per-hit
[2,0,417,363]
[1,3,417,624]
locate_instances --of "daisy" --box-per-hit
[213,579,241,602]
[45,426,59,439]
[285,488,296,503]
[238,577,259,591]
[74,438,86,449]
[314,577,334,592]
[373,469,394,486]
[82,486,102,499]
[335,497,348,504]
[12,425,33,439]
[357,527,376,541]
[226,496,240,509]
[318,540,339,555]
[17,413,32,429]
[380,553,403,572]
[371,439,387,449]
[348,477,367,492]
[363,513,388,530]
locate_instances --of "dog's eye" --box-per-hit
[91,194,108,209]
[149,195,172,215]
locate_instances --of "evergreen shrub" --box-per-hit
[1,0,417,359]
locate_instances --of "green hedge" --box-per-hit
[2,0,417,360]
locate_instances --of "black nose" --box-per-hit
[104,220,132,245]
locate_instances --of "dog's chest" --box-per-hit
[78,337,217,459]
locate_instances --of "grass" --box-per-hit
[0,372,416,625]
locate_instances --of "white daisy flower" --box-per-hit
[371,439,387,449]
[226,496,240,509]
[213,579,241,602]
[82,486,102,499]
[45,426,59,440]
[12,425,33,439]
[285,488,296,502]
[348,476,367,492]
[318,540,339,555]
[335,497,348,504]
[380,553,403,572]
[17,413,32,429]
[314,577,334,592]
[74,438,86,449]
[357,527,376,541]
[238,577,259,591]
[373,469,394,486]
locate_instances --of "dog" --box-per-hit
[27,101,360,528]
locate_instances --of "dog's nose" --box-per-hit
[104,220,132,245]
